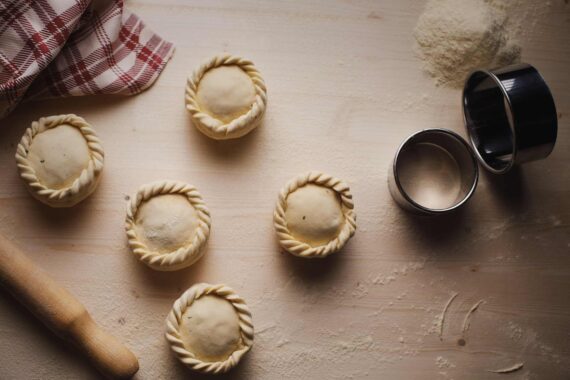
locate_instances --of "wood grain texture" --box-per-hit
[0,1,569,379]
[0,234,139,379]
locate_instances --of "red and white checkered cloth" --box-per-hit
[0,0,174,118]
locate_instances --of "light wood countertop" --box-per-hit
[0,1,569,379]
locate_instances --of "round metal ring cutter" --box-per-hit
[388,129,479,215]
[462,63,558,174]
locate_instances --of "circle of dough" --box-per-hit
[165,283,254,375]
[285,184,345,246]
[14,114,105,208]
[197,66,256,123]
[125,181,211,271]
[185,54,267,140]
[273,171,357,258]
[133,194,199,253]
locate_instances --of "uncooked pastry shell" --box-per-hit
[185,54,267,140]
[274,171,357,258]
[15,114,104,208]
[125,181,211,271]
[165,283,254,374]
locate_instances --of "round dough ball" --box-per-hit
[186,55,267,140]
[15,115,105,208]
[196,66,256,123]
[27,124,90,190]
[133,194,199,253]
[285,184,345,246]
[179,295,241,362]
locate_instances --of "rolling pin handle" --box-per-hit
[0,234,139,379]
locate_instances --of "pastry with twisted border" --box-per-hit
[165,283,253,374]
[185,54,267,140]
[274,171,357,258]
[15,114,104,208]
[125,180,211,271]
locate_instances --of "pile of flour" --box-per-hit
[414,0,522,88]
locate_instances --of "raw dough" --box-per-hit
[285,184,344,246]
[179,295,241,362]
[27,124,90,189]
[185,54,267,140]
[133,194,199,253]
[197,66,256,123]
[15,114,105,208]
[274,172,357,258]
[125,181,211,271]
[165,283,254,374]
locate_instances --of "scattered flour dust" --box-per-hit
[370,260,426,286]
[507,321,524,341]
[436,356,456,369]
[254,321,423,379]
[352,282,369,299]
[414,0,522,87]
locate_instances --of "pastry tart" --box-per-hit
[274,172,357,258]
[185,54,267,140]
[165,283,254,374]
[125,181,211,271]
[15,114,104,208]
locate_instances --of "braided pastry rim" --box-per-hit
[273,171,357,258]
[165,283,254,374]
[125,180,211,271]
[14,114,105,208]
[185,54,267,140]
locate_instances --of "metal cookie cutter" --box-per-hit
[388,129,479,215]
[462,63,558,174]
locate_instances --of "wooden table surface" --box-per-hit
[1,1,569,379]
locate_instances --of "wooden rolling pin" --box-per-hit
[0,234,139,379]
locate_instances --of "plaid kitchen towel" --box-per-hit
[0,0,174,118]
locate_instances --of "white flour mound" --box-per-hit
[414,0,521,88]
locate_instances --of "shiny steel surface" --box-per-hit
[462,63,558,174]
[388,129,479,216]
